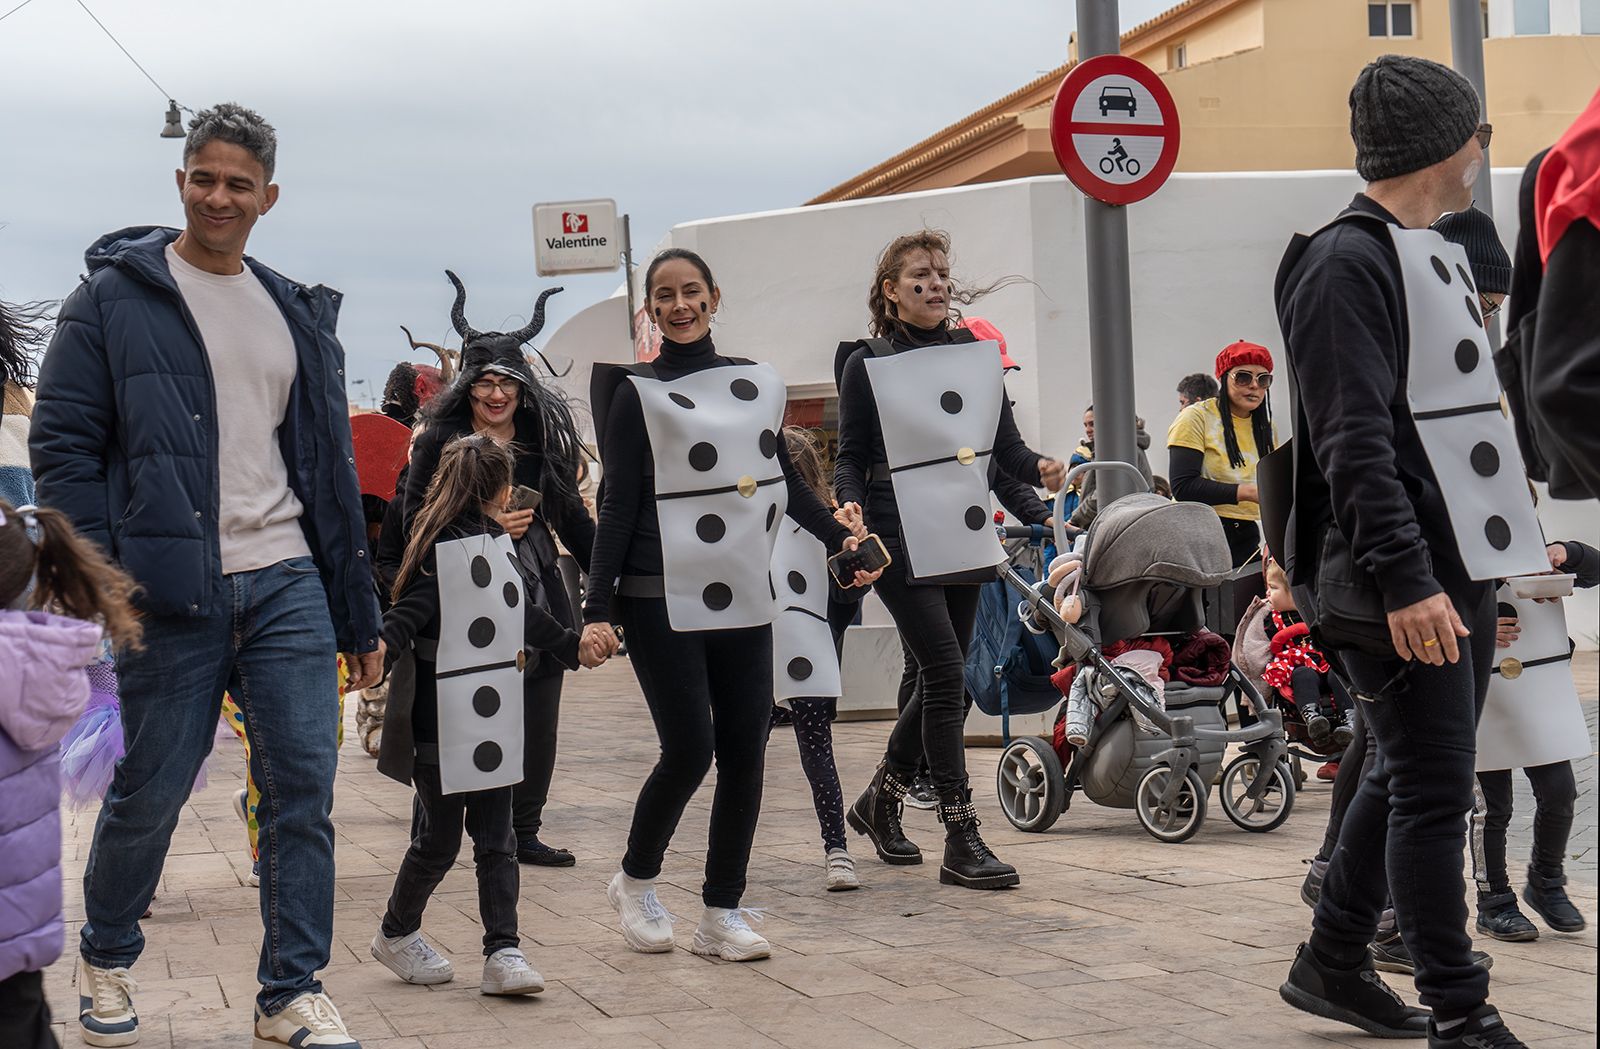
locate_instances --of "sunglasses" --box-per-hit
[1230,370,1274,389]
[1475,123,1493,150]
[471,378,522,397]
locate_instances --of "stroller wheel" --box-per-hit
[1134,765,1208,843]
[1218,754,1295,833]
[996,737,1066,833]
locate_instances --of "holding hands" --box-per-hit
[833,501,867,540]
[580,622,620,669]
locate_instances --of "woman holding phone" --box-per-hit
[582,248,876,962]
[834,229,1063,890]
[403,273,594,869]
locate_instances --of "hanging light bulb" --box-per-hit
[160,100,184,139]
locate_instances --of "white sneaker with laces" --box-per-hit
[252,991,359,1049]
[78,957,139,1047]
[480,947,545,996]
[369,930,454,985]
[691,906,771,961]
[607,871,675,953]
[825,849,860,892]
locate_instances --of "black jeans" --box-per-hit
[1319,701,1378,862]
[770,697,847,853]
[1472,762,1577,896]
[0,971,54,1049]
[382,763,520,956]
[511,672,563,841]
[875,563,981,794]
[616,596,772,909]
[1311,584,1496,1014]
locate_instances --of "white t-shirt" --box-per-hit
[166,244,311,575]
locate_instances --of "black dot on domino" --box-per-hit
[1470,442,1499,477]
[1430,256,1451,283]
[787,657,813,681]
[473,741,502,773]
[788,570,807,595]
[1497,601,1517,619]
[1456,263,1474,293]
[760,429,778,458]
[472,685,501,718]
[468,617,496,648]
[703,582,733,611]
[696,514,726,543]
[1484,516,1511,551]
[670,392,695,410]
[503,582,520,608]
[766,503,779,531]
[965,505,987,530]
[688,442,718,471]
[730,378,759,401]
[470,555,492,587]
[1465,296,1482,328]
[941,391,963,414]
[1455,340,1479,373]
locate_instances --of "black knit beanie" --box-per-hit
[1432,206,1512,295]
[1350,55,1480,181]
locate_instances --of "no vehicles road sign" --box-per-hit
[1050,54,1180,206]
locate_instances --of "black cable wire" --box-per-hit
[0,0,41,24]
[72,0,183,107]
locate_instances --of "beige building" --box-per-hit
[809,0,1600,203]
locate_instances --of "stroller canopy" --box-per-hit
[1083,493,1234,590]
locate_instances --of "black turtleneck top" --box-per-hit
[834,321,1046,551]
[583,333,852,625]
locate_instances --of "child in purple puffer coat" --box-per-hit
[0,500,141,1048]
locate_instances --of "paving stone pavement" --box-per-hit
[47,653,1597,1049]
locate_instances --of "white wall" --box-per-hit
[546,169,1598,645]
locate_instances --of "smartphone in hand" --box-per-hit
[510,485,542,512]
[827,533,891,587]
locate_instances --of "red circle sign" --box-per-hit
[1050,54,1180,206]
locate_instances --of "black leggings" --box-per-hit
[1472,762,1577,897]
[875,563,981,794]
[770,698,847,852]
[512,672,563,841]
[382,763,519,956]
[0,972,54,1049]
[616,595,772,909]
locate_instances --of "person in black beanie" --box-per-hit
[1274,55,1530,1049]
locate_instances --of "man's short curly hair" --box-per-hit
[184,102,278,182]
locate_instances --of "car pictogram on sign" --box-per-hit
[1098,86,1137,118]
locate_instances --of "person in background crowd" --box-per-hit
[1,300,47,508]
[1069,413,1154,531]
[1060,406,1094,522]
[1176,372,1219,410]
[1167,341,1277,569]
[29,102,381,1049]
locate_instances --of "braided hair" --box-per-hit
[1216,379,1275,471]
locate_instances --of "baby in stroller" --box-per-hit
[1261,560,1353,749]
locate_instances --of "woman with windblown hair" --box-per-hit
[398,272,593,869]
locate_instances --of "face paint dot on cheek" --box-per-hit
[653,307,662,318]
[700,302,708,313]
[913,285,923,294]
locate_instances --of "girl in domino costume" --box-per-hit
[834,230,1062,891]
[582,250,872,962]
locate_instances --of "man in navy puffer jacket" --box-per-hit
[29,103,381,1049]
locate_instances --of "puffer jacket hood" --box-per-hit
[0,609,103,751]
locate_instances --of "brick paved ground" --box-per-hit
[47,654,1597,1049]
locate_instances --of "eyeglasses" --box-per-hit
[1230,370,1274,389]
[1479,293,1502,320]
[1475,123,1493,150]
[471,378,522,397]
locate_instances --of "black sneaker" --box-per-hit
[905,774,936,811]
[1523,866,1587,933]
[1370,932,1492,974]
[1428,1004,1526,1048]
[1301,856,1328,908]
[1476,893,1538,942]
[1279,942,1429,1038]
[516,837,575,867]
[1304,712,1333,746]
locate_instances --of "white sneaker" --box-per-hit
[606,871,675,953]
[369,930,454,985]
[825,849,860,892]
[77,957,139,1047]
[480,948,545,996]
[690,906,771,962]
[252,991,359,1049]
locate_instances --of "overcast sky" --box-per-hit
[0,0,1173,401]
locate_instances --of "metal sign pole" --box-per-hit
[622,213,638,344]
[1076,0,1139,506]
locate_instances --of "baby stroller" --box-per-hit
[994,463,1292,843]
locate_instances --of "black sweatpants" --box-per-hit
[1319,701,1378,862]
[770,697,847,853]
[875,563,981,794]
[382,762,520,956]
[0,971,53,1049]
[616,595,772,909]
[1472,762,1577,897]
[1311,584,1496,1014]
[511,672,564,842]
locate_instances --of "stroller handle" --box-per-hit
[1053,461,1151,551]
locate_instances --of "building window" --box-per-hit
[1582,0,1600,33]
[1368,2,1415,37]
[1171,41,1188,69]
[1513,0,1550,34]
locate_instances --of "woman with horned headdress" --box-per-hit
[396,271,593,868]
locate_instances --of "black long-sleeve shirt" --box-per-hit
[583,333,852,625]
[1276,195,1468,611]
[834,322,1045,544]
[1168,447,1240,507]
[1555,539,1599,590]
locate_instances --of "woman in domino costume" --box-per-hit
[582,249,876,962]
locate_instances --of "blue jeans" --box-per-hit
[80,558,339,1016]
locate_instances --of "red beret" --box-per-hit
[1215,340,1274,381]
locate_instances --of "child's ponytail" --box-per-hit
[0,501,143,650]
